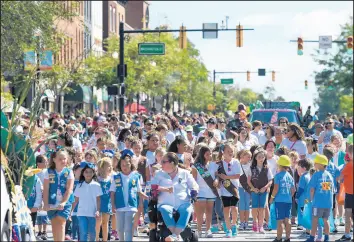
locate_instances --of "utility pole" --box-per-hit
[117,22,254,119]
[213,70,216,103]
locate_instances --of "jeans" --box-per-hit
[71,216,79,240]
[158,203,193,230]
[116,211,136,242]
[212,197,225,225]
[78,216,96,242]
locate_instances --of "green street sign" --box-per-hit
[138,43,165,55]
[221,78,233,84]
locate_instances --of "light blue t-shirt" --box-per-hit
[274,171,295,203]
[326,161,340,193]
[298,172,311,207]
[309,170,334,209]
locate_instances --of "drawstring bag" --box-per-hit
[302,202,313,230]
[319,209,335,232]
[338,184,345,205]
[268,203,277,230]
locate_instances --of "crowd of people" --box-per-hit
[16,108,353,242]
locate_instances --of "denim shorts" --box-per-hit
[238,187,251,211]
[197,197,216,202]
[275,202,292,220]
[251,192,268,208]
[47,204,72,220]
[36,215,50,225]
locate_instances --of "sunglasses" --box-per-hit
[325,122,333,125]
[161,159,171,164]
[146,123,153,126]
[280,121,287,124]
[228,163,231,172]
[95,132,102,135]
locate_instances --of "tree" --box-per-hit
[1,1,78,75]
[312,17,353,118]
[264,86,276,101]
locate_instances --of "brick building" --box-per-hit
[125,1,150,29]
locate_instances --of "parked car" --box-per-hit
[1,165,12,241]
[249,109,302,126]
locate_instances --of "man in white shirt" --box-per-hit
[197,118,222,149]
[318,118,343,146]
[67,125,82,152]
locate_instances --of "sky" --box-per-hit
[148,1,353,111]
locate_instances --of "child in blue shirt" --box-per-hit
[296,158,313,239]
[269,155,295,242]
[96,157,114,242]
[70,163,82,241]
[305,154,335,242]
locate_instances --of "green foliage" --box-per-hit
[312,17,353,118]
[339,95,353,116]
[1,1,78,75]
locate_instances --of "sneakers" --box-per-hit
[210,224,219,233]
[225,229,232,238]
[284,238,291,242]
[222,222,228,233]
[298,232,310,239]
[244,221,248,230]
[339,217,345,226]
[297,225,304,230]
[133,228,139,237]
[258,225,265,234]
[41,231,48,241]
[333,225,339,233]
[252,221,258,232]
[197,231,202,238]
[64,234,72,241]
[272,238,282,242]
[205,230,213,238]
[36,232,42,240]
[231,224,237,236]
[111,230,118,240]
[239,222,246,231]
[336,235,352,241]
[263,222,271,231]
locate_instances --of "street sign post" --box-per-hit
[138,43,165,55]
[221,78,233,84]
[258,69,266,76]
[319,36,332,49]
[203,23,218,39]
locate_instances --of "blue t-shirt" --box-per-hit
[274,171,295,203]
[326,161,340,193]
[298,172,311,207]
[309,170,334,209]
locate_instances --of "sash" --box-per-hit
[194,163,219,198]
[217,161,239,198]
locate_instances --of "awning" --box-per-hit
[43,89,55,102]
[64,84,92,104]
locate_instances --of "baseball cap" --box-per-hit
[185,125,193,132]
[69,116,76,121]
[207,118,217,124]
[144,119,153,125]
[97,116,107,123]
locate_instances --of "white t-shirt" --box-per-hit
[145,151,156,167]
[151,169,198,210]
[43,168,74,206]
[267,155,279,177]
[220,159,241,197]
[280,138,307,156]
[109,172,142,212]
[192,162,218,199]
[306,152,318,162]
[166,131,176,144]
[74,180,103,217]
[72,137,82,152]
[251,130,265,143]
[320,129,343,145]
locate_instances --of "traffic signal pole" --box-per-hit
[118,22,254,120]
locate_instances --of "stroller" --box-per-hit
[148,188,199,242]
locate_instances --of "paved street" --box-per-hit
[39,223,346,241]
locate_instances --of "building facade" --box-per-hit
[125,1,150,29]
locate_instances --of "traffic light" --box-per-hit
[305,80,308,90]
[272,71,275,82]
[297,37,304,55]
[179,26,187,49]
[236,24,243,47]
[247,71,250,81]
[347,36,353,54]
